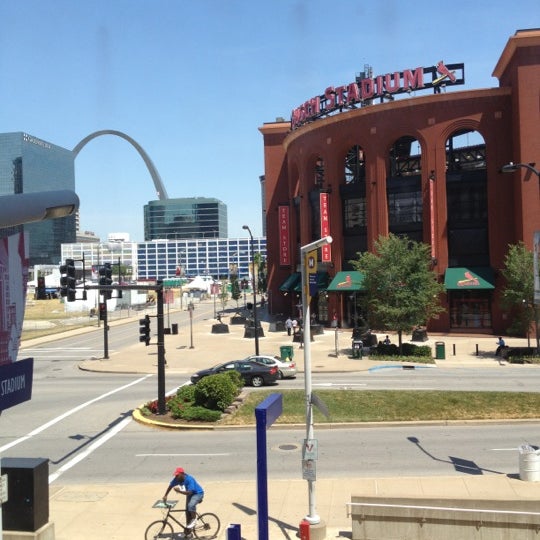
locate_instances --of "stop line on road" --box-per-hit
[17,347,105,360]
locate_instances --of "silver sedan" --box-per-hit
[245,354,297,379]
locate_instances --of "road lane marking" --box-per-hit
[49,417,133,483]
[21,347,96,351]
[0,375,151,454]
[313,383,367,387]
[136,453,230,457]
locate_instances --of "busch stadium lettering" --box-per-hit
[1,374,25,395]
[291,61,465,129]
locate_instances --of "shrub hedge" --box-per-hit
[194,373,239,411]
[142,372,242,422]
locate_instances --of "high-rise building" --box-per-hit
[144,197,227,240]
[61,236,266,281]
[0,132,76,265]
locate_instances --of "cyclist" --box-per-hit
[163,467,204,532]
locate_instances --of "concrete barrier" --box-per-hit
[348,497,540,540]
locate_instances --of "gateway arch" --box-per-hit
[73,130,169,200]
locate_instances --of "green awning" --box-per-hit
[327,271,365,292]
[293,271,329,293]
[444,267,495,290]
[279,272,301,292]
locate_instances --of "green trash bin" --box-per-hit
[435,341,445,360]
[280,345,294,361]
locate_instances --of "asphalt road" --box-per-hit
[2,357,540,488]
[6,307,540,488]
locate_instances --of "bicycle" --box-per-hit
[145,500,220,539]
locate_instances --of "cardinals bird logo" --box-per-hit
[457,271,479,287]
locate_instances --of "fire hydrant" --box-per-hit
[299,519,310,540]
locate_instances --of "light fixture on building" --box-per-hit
[500,162,539,178]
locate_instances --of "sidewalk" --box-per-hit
[23,300,539,539]
[48,475,540,540]
[75,303,519,376]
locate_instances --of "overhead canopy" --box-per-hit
[184,276,212,291]
[327,271,365,292]
[444,267,495,290]
[279,272,301,292]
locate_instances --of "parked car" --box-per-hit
[245,354,297,379]
[190,360,279,387]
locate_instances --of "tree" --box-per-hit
[500,242,539,350]
[253,252,267,296]
[219,282,229,314]
[351,234,445,351]
[230,274,242,309]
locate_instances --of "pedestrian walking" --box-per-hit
[495,336,505,356]
[285,316,293,336]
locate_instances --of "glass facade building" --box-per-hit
[137,237,266,280]
[62,237,266,281]
[144,197,227,240]
[0,132,76,265]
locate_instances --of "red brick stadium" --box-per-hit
[260,29,539,335]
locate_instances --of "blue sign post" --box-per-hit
[255,393,283,540]
[0,358,33,411]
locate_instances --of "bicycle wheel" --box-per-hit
[193,512,220,539]
[145,519,174,539]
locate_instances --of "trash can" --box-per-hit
[519,445,540,481]
[352,339,363,359]
[435,341,445,360]
[171,323,178,335]
[280,345,294,361]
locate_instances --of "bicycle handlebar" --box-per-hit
[152,499,178,509]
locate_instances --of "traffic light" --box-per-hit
[99,263,113,299]
[36,276,46,300]
[59,258,77,302]
[98,302,106,321]
[139,315,151,346]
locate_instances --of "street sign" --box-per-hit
[305,249,318,303]
[311,392,330,419]
[0,358,33,412]
[0,474,7,504]
[303,439,318,460]
[302,459,317,481]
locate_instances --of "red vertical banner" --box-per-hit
[429,175,436,260]
[320,192,331,262]
[278,205,290,266]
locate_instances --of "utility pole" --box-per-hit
[156,280,166,415]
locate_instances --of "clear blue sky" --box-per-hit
[1,1,538,242]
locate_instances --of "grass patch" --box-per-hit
[22,298,92,341]
[220,390,540,425]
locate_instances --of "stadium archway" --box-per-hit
[73,130,169,200]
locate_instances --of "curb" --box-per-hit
[132,406,216,430]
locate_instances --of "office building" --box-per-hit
[136,237,266,280]
[62,237,266,282]
[0,132,76,265]
[144,197,227,240]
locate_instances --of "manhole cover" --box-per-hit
[274,443,300,453]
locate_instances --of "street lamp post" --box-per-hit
[242,225,259,355]
[300,235,332,528]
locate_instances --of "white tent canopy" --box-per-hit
[183,275,213,293]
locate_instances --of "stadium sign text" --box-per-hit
[291,60,465,129]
